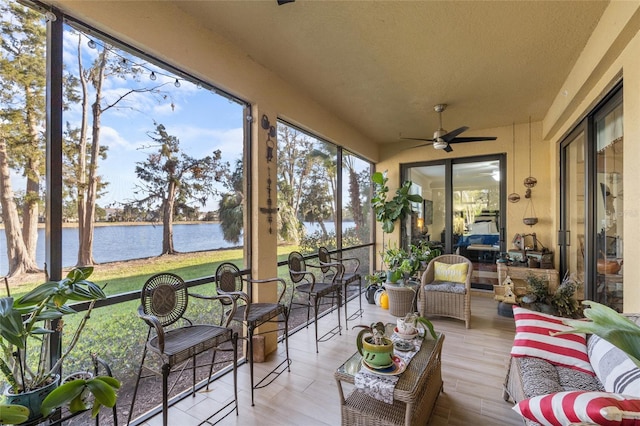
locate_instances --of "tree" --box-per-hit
[0,1,45,276]
[218,158,243,244]
[133,122,225,254]
[276,124,315,244]
[343,154,366,240]
[299,160,333,236]
[65,31,169,266]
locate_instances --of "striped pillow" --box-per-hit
[588,334,640,395]
[511,306,594,375]
[513,391,640,426]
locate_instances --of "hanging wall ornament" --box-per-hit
[523,117,537,188]
[508,122,521,203]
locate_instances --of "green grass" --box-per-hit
[9,245,298,297]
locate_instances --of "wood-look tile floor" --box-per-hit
[141,291,524,426]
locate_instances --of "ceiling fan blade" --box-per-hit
[449,136,498,144]
[440,126,469,142]
[407,142,435,149]
[443,144,453,153]
[400,137,436,142]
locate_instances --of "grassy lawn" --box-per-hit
[7,244,298,297]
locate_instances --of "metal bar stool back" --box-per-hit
[128,272,238,426]
[318,246,363,329]
[215,262,292,406]
[287,251,342,353]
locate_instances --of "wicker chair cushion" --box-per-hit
[423,281,467,294]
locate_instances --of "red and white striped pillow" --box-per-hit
[513,391,640,426]
[511,306,594,375]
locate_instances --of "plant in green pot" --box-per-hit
[354,322,395,369]
[0,267,120,423]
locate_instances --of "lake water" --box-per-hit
[0,223,241,273]
[0,221,351,273]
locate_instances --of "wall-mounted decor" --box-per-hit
[261,114,276,163]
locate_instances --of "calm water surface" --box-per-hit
[0,223,240,273]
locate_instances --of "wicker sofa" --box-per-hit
[503,312,640,425]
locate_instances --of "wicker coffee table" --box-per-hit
[334,332,444,426]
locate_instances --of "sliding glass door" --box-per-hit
[559,83,623,311]
[402,155,505,289]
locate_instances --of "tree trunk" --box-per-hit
[78,50,107,266]
[21,89,41,262]
[76,35,89,265]
[21,156,39,261]
[349,169,364,231]
[0,136,39,276]
[162,180,176,254]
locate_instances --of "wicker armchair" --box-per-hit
[318,246,363,329]
[128,273,238,426]
[215,262,292,406]
[418,254,473,328]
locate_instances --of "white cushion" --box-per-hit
[588,334,640,395]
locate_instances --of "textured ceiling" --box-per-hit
[175,1,608,144]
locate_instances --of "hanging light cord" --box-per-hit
[512,122,516,188]
[528,116,532,176]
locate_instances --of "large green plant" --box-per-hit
[371,171,422,234]
[0,267,120,422]
[559,301,640,367]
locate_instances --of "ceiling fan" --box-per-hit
[402,104,497,152]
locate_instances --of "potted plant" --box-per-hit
[381,245,407,283]
[371,171,422,234]
[354,322,395,369]
[559,301,640,367]
[354,318,438,365]
[521,272,580,318]
[0,267,120,423]
[410,242,441,269]
[371,170,422,269]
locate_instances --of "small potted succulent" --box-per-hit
[0,267,120,423]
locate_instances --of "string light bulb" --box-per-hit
[87,39,96,49]
[149,71,157,81]
[174,79,181,88]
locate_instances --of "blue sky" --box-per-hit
[61,27,244,212]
